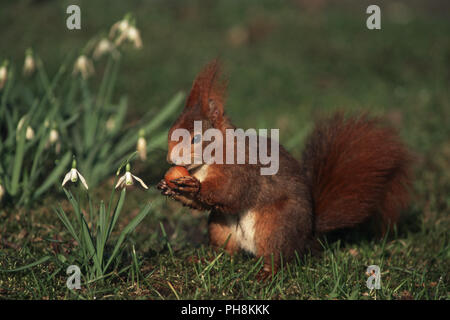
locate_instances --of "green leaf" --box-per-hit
[111,92,184,159]
[106,188,126,243]
[80,211,102,274]
[104,202,151,273]
[33,152,71,199]
[54,206,81,245]
[10,117,28,196]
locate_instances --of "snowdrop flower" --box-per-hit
[62,159,89,190]
[137,129,147,161]
[50,128,61,153]
[17,117,26,132]
[0,60,8,90]
[73,55,95,79]
[109,14,142,49]
[115,25,142,49]
[0,182,4,202]
[106,116,116,132]
[93,38,119,60]
[17,116,35,141]
[115,163,148,189]
[26,126,35,140]
[49,128,59,144]
[23,49,35,77]
[109,18,130,39]
[126,26,143,49]
[45,127,60,153]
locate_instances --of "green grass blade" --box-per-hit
[103,202,151,272]
[105,188,126,242]
[10,120,27,196]
[1,255,51,273]
[79,211,102,274]
[96,201,107,266]
[54,206,81,245]
[111,92,183,159]
[33,152,71,199]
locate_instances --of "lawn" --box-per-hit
[0,0,448,299]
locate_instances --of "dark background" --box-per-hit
[0,0,448,299]
[1,0,448,154]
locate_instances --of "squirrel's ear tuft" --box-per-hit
[185,59,227,124]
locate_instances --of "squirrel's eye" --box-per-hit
[192,134,202,144]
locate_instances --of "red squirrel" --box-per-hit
[157,59,413,279]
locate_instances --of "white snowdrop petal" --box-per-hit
[26,126,35,140]
[132,174,148,189]
[137,137,147,160]
[49,129,59,144]
[76,170,89,190]
[62,172,72,186]
[115,175,126,189]
[109,21,119,38]
[17,117,25,131]
[115,33,127,46]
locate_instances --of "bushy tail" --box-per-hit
[301,112,413,234]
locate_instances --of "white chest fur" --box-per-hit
[194,165,257,255]
[226,210,257,255]
[192,165,209,182]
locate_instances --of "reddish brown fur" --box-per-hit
[167,60,232,164]
[253,197,301,273]
[301,113,413,234]
[159,60,414,278]
[186,59,228,112]
[208,211,239,254]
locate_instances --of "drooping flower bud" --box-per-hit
[0,60,8,90]
[17,116,35,141]
[23,48,36,77]
[137,129,147,161]
[73,55,95,79]
[93,38,118,60]
[0,182,5,202]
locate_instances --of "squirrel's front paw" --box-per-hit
[170,176,200,194]
[157,179,179,197]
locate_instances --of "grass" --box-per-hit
[0,0,449,299]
